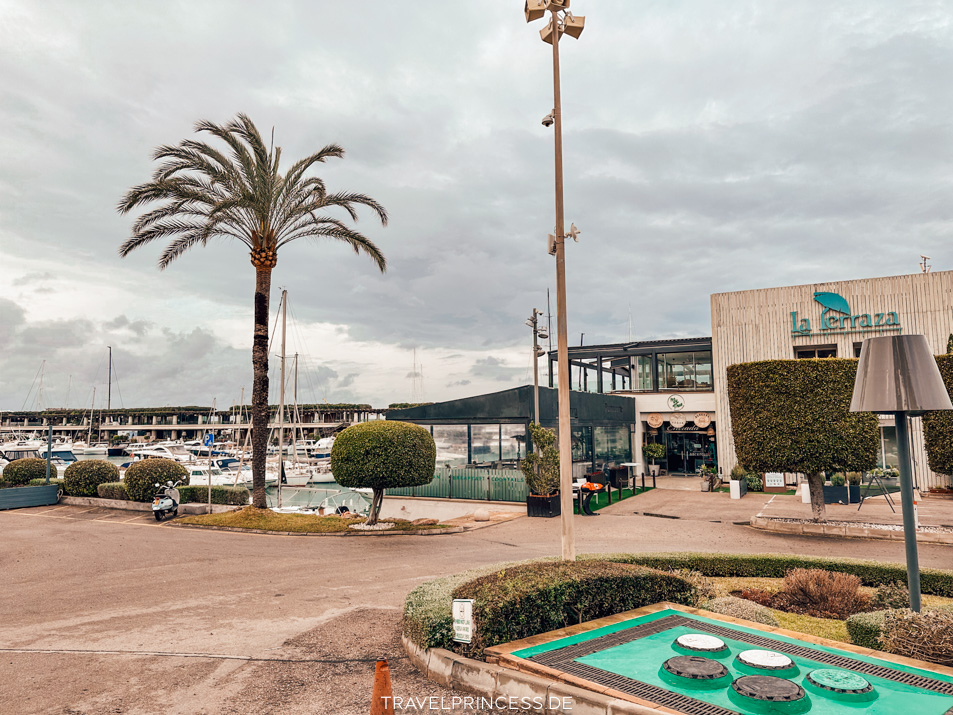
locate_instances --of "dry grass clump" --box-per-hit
[701,596,779,627]
[881,609,953,666]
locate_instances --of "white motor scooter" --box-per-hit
[152,480,182,521]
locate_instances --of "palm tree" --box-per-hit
[117,114,388,508]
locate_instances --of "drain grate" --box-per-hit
[528,615,687,667]
[561,660,740,715]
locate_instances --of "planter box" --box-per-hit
[823,484,861,504]
[648,464,660,477]
[526,493,561,518]
[0,484,61,510]
[729,479,747,500]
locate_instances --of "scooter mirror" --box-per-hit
[167,481,173,487]
[154,483,160,487]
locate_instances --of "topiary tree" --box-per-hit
[331,421,435,525]
[924,354,953,480]
[642,442,666,465]
[2,458,48,486]
[947,334,953,355]
[520,423,559,496]
[63,459,120,497]
[727,359,879,522]
[122,458,189,502]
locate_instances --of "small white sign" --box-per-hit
[765,472,785,488]
[452,599,475,644]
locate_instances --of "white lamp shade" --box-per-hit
[850,335,953,414]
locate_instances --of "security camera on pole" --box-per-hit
[524,0,585,561]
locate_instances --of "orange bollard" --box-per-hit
[370,657,395,715]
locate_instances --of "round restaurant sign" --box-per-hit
[693,412,711,429]
[647,413,663,428]
[667,395,685,411]
[669,414,687,429]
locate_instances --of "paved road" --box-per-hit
[2,496,950,714]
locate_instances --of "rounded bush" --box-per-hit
[63,459,119,497]
[846,610,889,650]
[702,596,779,627]
[331,421,436,491]
[2,458,48,486]
[122,458,188,502]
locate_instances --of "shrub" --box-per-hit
[520,423,559,496]
[923,354,953,477]
[63,459,119,497]
[177,485,250,506]
[97,482,128,501]
[672,569,717,607]
[449,561,695,658]
[830,473,846,487]
[578,552,953,598]
[122,458,188,502]
[873,581,910,610]
[701,596,779,627]
[739,588,774,608]
[332,421,435,525]
[846,472,862,485]
[881,609,953,666]
[28,478,65,488]
[2,458,48,486]
[729,465,747,480]
[776,568,869,619]
[846,610,889,650]
[745,474,764,492]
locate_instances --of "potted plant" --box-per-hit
[699,464,718,492]
[729,464,748,500]
[521,423,561,518]
[823,472,861,504]
[642,442,665,477]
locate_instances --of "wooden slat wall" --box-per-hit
[712,270,953,488]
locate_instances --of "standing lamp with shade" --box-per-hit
[850,335,953,612]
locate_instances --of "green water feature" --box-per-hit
[513,609,953,714]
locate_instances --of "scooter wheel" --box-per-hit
[154,511,163,521]
[171,508,178,518]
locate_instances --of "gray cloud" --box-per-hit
[1,0,951,408]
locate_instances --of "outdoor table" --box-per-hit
[620,462,648,490]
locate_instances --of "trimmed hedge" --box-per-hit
[727,359,879,475]
[2,458,49,486]
[846,610,888,649]
[579,552,953,598]
[28,478,65,488]
[176,485,250,506]
[448,561,695,658]
[702,596,779,627]
[97,482,127,501]
[63,459,119,497]
[122,458,189,502]
[924,354,953,478]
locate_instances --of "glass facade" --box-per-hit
[501,424,526,463]
[470,424,501,465]
[879,425,898,469]
[657,351,713,391]
[663,431,717,474]
[594,425,632,463]
[431,425,468,467]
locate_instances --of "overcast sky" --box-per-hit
[1,0,951,411]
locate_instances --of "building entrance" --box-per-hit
[664,431,716,475]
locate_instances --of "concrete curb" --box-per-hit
[170,523,465,536]
[401,635,658,714]
[750,514,953,545]
[60,496,237,515]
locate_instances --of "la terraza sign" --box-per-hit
[791,291,900,338]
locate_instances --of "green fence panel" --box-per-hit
[385,467,527,502]
[489,469,528,502]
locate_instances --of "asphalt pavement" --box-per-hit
[2,494,950,714]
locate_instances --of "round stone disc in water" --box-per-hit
[732,675,806,702]
[806,669,873,694]
[736,649,794,670]
[662,656,729,680]
[675,634,727,653]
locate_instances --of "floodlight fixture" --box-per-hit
[524,0,549,23]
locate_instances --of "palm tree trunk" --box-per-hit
[251,267,272,509]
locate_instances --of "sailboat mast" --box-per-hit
[87,387,96,444]
[107,346,112,410]
[277,289,288,507]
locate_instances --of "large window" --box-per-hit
[795,345,837,359]
[431,425,467,467]
[634,356,654,391]
[500,424,527,463]
[656,351,713,391]
[470,425,500,465]
[879,425,898,469]
[594,425,631,465]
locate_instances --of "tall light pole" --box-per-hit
[525,0,585,561]
[526,309,549,424]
